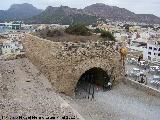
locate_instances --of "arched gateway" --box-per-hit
[75,67,111,99]
[23,34,125,96]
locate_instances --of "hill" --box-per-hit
[25,6,99,25]
[0,3,42,20]
[84,3,160,24]
[0,3,160,25]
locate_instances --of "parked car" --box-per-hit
[138,60,149,69]
[128,58,138,65]
[150,75,160,87]
[149,66,160,74]
[129,68,145,78]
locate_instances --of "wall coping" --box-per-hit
[124,78,160,98]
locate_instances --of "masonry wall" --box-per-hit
[23,34,125,95]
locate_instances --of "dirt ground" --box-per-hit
[0,58,84,120]
[0,58,160,120]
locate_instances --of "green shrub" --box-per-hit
[65,23,91,36]
[37,27,64,38]
[94,28,102,33]
[100,30,115,41]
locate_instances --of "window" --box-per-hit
[154,53,156,55]
[148,52,151,55]
[159,48,160,51]
[149,47,152,50]
[154,48,157,51]
[148,56,151,60]
[153,58,156,61]
[158,53,160,56]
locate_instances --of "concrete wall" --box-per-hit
[124,78,160,98]
[23,34,125,95]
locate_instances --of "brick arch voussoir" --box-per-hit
[72,58,112,91]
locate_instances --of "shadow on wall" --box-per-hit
[75,67,111,99]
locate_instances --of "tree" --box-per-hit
[100,30,115,41]
[65,23,91,36]
[94,28,102,33]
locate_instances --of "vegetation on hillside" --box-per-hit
[94,28,102,33]
[36,27,64,38]
[65,23,91,36]
[26,6,99,25]
[100,30,115,41]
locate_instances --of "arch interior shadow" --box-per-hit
[75,67,111,99]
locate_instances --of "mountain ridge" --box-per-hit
[0,3,160,25]
[25,6,99,25]
[83,3,160,24]
[0,3,42,20]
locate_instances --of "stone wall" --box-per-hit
[22,34,125,95]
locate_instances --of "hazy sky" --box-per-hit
[1,0,160,16]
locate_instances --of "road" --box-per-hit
[125,61,160,90]
[62,83,160,120]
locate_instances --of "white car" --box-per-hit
[129,68,145,77]
[138,60,145,65]
[150,75,160,86]
[149,66,160,73]
[129,58,137,64]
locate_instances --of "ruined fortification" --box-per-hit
[23,34,124,95]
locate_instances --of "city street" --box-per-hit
[125,59,160,90]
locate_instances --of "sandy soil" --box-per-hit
[0,58,84,120]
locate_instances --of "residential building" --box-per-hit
[143,39,160,64]
[1,38,23,55]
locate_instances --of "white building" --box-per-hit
[143,39,160,64]
[1,40,23,55]
[8,33,25,41]
[0,21,22,30]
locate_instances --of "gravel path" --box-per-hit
[61,83,160,120]
[0,58,84,120]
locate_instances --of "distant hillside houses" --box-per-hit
[0,33,24,56]
[36,24,69,31]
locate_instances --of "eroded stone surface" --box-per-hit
[22,34,125,95]
[0,58,84,120]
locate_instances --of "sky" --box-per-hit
[1,0,160,17]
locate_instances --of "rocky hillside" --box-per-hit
[136,14,160,24]
[84,3,137,22]
[27,3,160,25]
[1,3,159,24]
[84,3,160,24]
[25,6,99,25]
[0,3,42,20]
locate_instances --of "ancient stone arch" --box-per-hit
[73,58,112,86]
[63,58,113,95]
[23,34,125,96]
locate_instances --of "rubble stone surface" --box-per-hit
[22,34,125,95]
[0,58,84,120]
